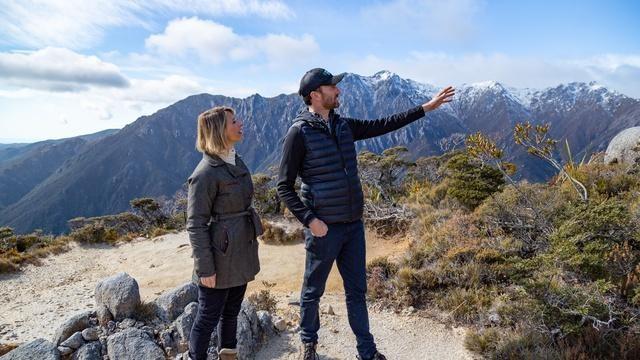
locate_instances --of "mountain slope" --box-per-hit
[1,72,638,234]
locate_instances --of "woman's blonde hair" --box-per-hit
[196,106,234,156]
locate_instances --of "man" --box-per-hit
[277,68,454,360]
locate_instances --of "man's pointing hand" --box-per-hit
[422,86,455,112]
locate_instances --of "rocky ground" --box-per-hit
[0,231,473,359]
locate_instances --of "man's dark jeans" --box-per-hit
[189,284,247,360]
[300,219,377,359]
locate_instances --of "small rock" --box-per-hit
[488,313,502,325]
[273,317,287,332]
[320,304,335,315]
[60,331,85,350]
[58,346,74,356]
[72,341,102,360]
[118,318,136,329]
[82,327,100,342]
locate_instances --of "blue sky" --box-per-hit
[1,0,639,142]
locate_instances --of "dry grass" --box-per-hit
[260,221,303,245]
[0,343,19,356]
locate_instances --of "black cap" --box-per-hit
[298,68,345,97]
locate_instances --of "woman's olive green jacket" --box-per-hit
[186,153,262,289]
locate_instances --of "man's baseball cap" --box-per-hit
[298,68,345,97]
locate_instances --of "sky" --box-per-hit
[1,0,639,142]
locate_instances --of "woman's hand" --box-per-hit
[200,274,216,288]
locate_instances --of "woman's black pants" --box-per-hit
[188,283,247,360]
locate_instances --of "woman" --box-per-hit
[186,106,262,360]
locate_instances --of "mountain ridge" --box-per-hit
[1,71,638,234]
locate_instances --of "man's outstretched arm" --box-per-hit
[347,86,455,140]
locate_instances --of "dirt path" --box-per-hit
[0,231,472,359]
[257,294,472,360]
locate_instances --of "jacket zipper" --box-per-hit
[327,118,353,222]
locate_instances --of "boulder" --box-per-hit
[236,300,261,359]
[106,328,165,360]
[95,273,140,321]
[72,341,102,360]
[52,311,93,345]
[0,338,60,360]
[154,283,198,322]
[173,302,198,353]
[605,126,640,165]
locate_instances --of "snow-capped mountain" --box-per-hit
[1,71,638,234]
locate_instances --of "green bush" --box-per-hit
[69,223,119,245]
[550,199,639,281]
[445,153,504,210]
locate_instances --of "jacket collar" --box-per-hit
[294,108,338,129]
[203,153,248,177]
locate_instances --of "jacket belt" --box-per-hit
[212,208,253,222]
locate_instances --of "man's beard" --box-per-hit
[322,96,339,109]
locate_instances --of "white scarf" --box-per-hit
[219,147,236,165]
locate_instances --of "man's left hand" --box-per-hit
[422,86,455,112]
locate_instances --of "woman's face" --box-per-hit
[224,111,243,145]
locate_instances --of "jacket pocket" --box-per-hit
[219,180,241,195]
[303,228,326,259]
[210,224,230,255]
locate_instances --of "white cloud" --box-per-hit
[0,0,294,49]
[346,52,640,98]
[146,18,240,64]
[361,0,484,42]
[120,75,207,103]
[145,17,319,67]
[0,47,130,91]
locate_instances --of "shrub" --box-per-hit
[464,328,501,356]
[130,197,167,227]
[434,287,493,323]
[0,258,18,273]
[445,153,504,210]
[394,267,440,306]
[148,227,170,238]
[260,221,303,245]
[247,281,278,313]
[550,199,639,282]
[252,174,281,215]
[69,223,119,245]
[366,256,399,279]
